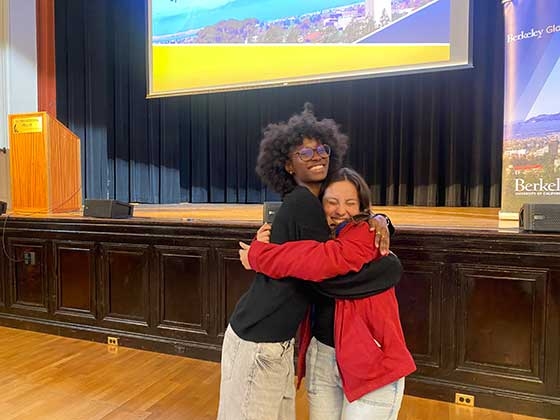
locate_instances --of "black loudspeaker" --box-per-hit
[83,199,134,219]
[0,201,6,215]
[263,201,282,224]
[519,203,560,232]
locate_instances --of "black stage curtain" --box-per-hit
[55,0,504,206]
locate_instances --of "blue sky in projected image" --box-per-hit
[152,0,361,36]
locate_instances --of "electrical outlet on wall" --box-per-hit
[455,393,475,407]
[23,251,36,265]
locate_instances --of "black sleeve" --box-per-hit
[312,252,403,299]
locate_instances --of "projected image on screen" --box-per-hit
[148,0,470,97]
[153,0,433,45]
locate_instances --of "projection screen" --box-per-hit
[148,0,471,97]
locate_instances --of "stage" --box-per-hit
[3,203,519,229]
[0,205,558,418]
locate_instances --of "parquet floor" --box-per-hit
[0,326,546,420]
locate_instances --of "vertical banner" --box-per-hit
[500,0,560,217]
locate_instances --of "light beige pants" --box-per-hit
[217,325,296,420]
[306,337,405,420]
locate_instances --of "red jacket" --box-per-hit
[248,221,416,402]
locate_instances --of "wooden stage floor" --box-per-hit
[5,204,520,231]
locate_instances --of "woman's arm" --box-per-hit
[313,252,403,298]
[246,222,379,281]
[369,213,394,255]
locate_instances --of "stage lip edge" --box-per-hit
[499,210,519,221]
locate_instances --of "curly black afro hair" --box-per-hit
[256,103,349,196]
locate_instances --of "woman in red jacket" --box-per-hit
[240,167,416,420]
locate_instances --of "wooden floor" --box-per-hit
[6,203,519,231]
[0,326,545,420]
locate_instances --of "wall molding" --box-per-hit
[0,0,11,205]
[0,0,10,149]
[36,0,56,116]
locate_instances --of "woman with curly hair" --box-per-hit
[217,104,399,420]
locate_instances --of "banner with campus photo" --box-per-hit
[500,0,560,217]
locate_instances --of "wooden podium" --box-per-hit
[8,112,82,213]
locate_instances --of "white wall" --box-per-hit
[0,151,9,205]
[0,0,38,205]
[0,0,10,150]
[0,0,11,204]
[7,0,37,115]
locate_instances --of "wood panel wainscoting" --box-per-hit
[0,207,559,419]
